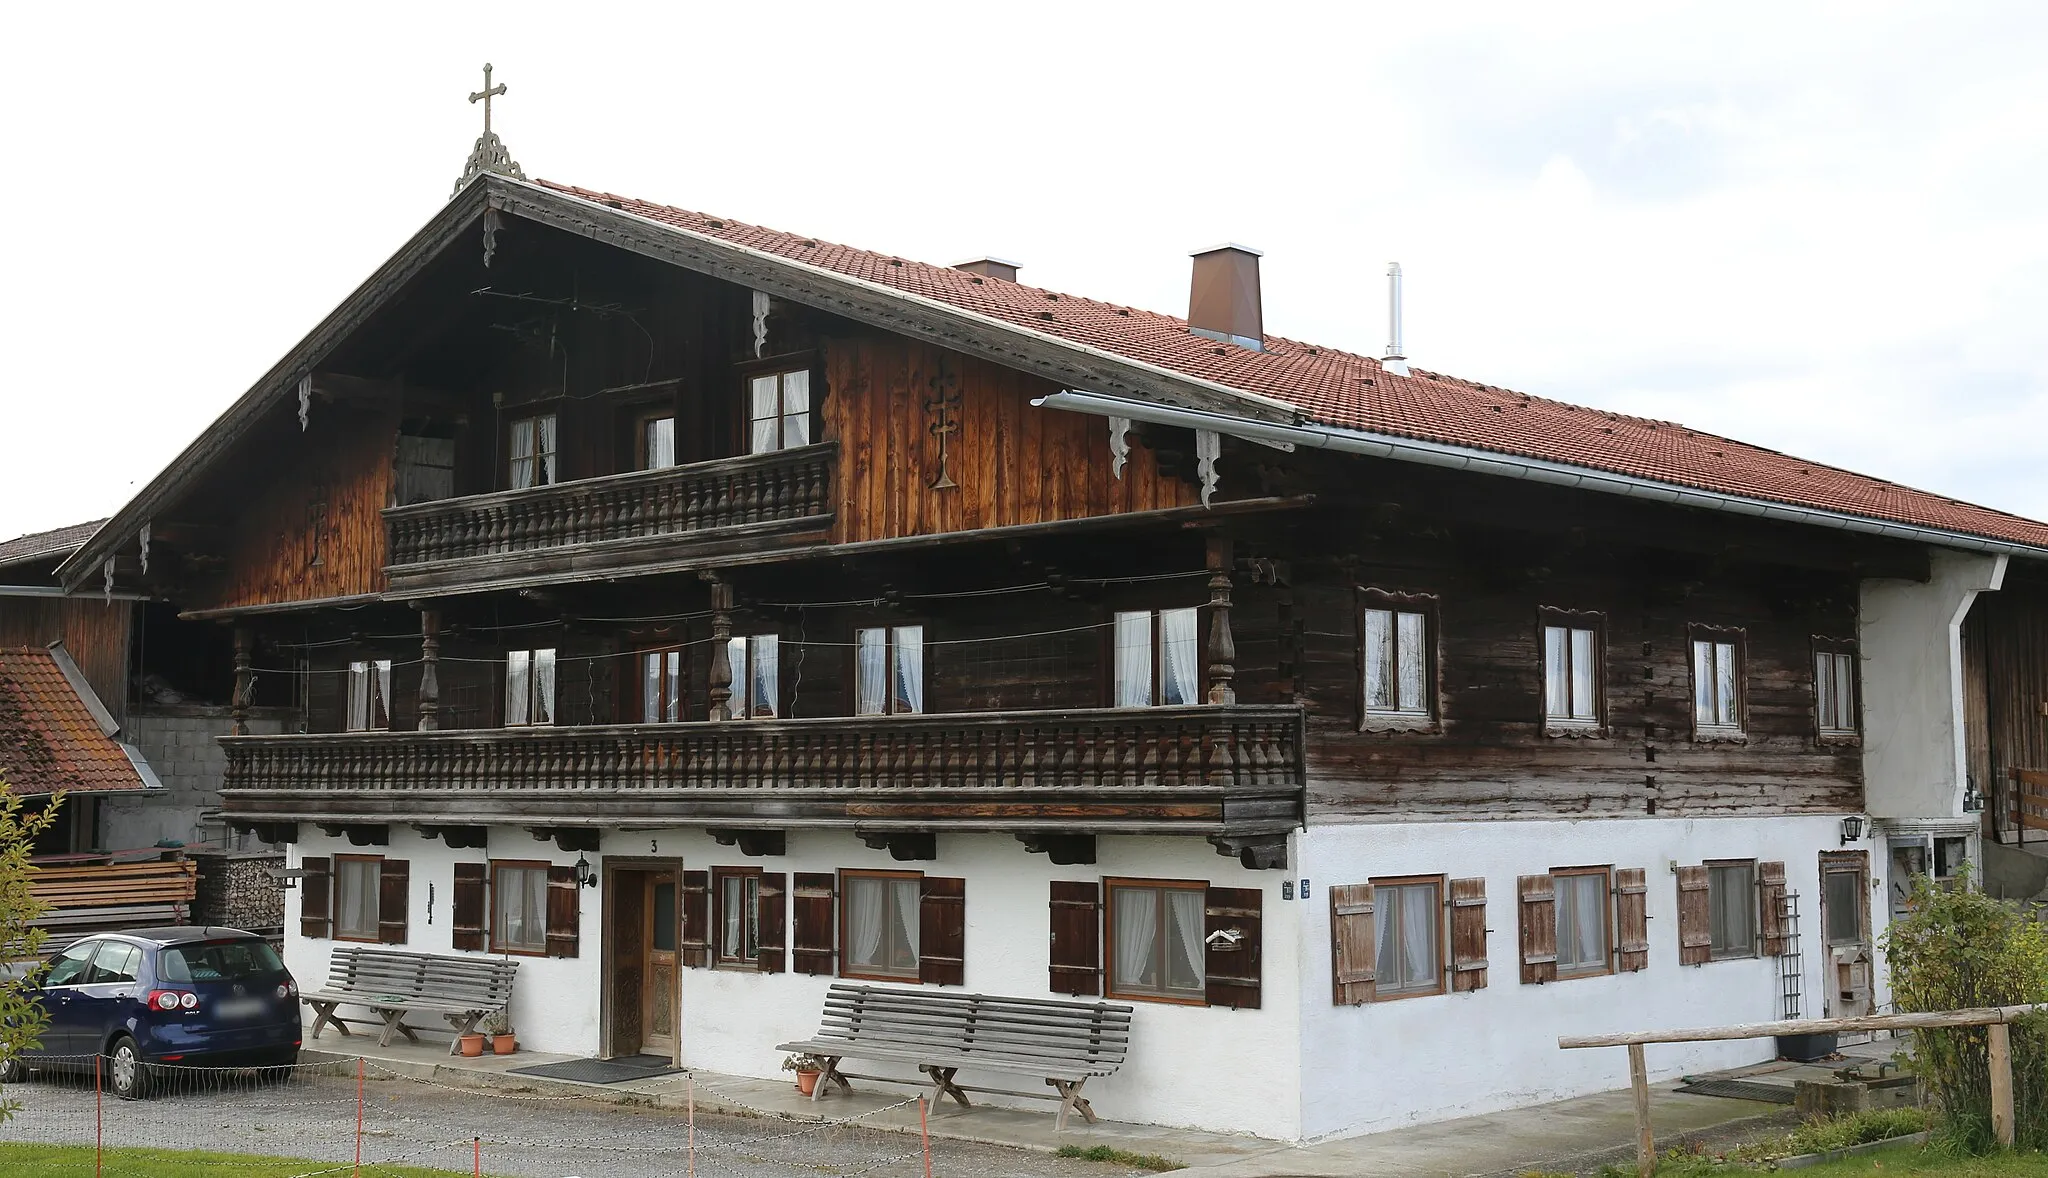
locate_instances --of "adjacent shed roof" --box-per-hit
[0,648,148,796]
[0,520,105,573]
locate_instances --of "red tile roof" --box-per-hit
[541,180,2048,551]
[0,649,146,796]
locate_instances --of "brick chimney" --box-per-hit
[1187,244,1264,352]
[951,257,1020,282]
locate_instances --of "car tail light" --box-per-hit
[148,989,198,1013]
[275,984,292,1000]
[179,992,199,1011]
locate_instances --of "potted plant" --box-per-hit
[781,1053,827,1097]
[482,1011,516,1056]
[457,1029,486,1057]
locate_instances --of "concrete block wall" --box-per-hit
[102,706,293,853]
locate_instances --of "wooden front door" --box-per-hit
[641,873,678,1058]
[1820,851,1873,1017]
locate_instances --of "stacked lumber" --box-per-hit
[29,859,198,938]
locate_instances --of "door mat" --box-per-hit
[509,1055,683,1084]
[1673,1078,1797,1105]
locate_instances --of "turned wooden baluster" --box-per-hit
[229,626,253,737]
[706,576,734,722]
[417,609,441,732]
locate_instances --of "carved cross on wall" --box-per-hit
[925,363,962,490]
[469,63,507,134]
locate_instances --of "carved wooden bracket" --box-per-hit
[1209,834,1287,871]
[709,828,787,857]
[413,824,488,850]
[229,820,299,845]
[1015,833,1096,865]
[528,827,600,853]
[859,831,937,862]
[318,823,389,847]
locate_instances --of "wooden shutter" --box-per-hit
[1614,867,1649,972]
[1517,874,1557,985]
[1758,861,1789,956]
[1449,877,1488,992]
[919,876,966,987]
[792,872,836,975]
[757,872,787,974]
[1205,886,1263,1010]
[300,856,332,939]
[1677,865,1712,966]
[1048,881,1102,996]
[451,862,487,952]
[377,859,409,945]
[680,870,710,968]
[545,865,580,958]
[1329,883,1376,1005]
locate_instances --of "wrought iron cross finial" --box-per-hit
[469,63,507,134]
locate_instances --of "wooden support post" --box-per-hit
[1205,536,1236,705]
[706,575,734,722]
[1628,1042,1654,1177]
[1991,1020,2015,1148]
[417,609,441,732]
[230,625,253,737]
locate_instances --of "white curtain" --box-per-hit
[1692,640,1714,727]
[856,629,887,716]
[751,376,781,454]
[1113,887,1158,988]
[1569,628,1597,719]
[505,650,530,726]
[643,652,662,723]
[893,626,924,714]
[509,418,535,489]
[1113,612,1153,707]
[849,877,886,969]
[890,878,921,971]
[721,875,743,958]
[1714,642,1737,726]
[374,660,392,729]
[1543,627,1569,718]
[347,661,370,731]
[534,415,558,485]
[1400,884,1435,987]
[783,371,812,448]
[339,860,377,938]
[645,417,676,470]
[1364,609,1392,710]
[665,652,681,722]
[751,635,779,718]
[1166,888,1206,991]
[1560,874,1605,968]
[534,648,557,725]
[1395,611,1426,712]
[1160,609,1199,706]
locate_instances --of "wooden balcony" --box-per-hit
[219,705,1305,839]
[383,443,837,593]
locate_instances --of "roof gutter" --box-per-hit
[1033,389,2048,561]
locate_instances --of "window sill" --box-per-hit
[1692,728,1748,745]
[714,959,763,972]
[841,970,922,985]
[493,946,551,958]
[1817,731,1862,748]
[1707,951,1758,963]
[1544,722,1606,740]
[1555,965,1614,981]
[1368,985,1446,1003]
[1360,713,1440,735]
[1105,990,1210,1008]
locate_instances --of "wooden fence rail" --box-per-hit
[1561,1004,2048,1175]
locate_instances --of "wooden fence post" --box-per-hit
[1628,1042,1654,1177]
[1991,1021,2016,1148]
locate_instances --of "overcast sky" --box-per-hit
[4,2,2046,543]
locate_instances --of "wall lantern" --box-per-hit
[1840,815,1866,846]
[573,854,599,889]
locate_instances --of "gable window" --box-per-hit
[508,413,558,489]
[857,625,925,715]
[1113,608,1200,708]
[505,649,557,727]
[1553,867,1611,978]
[1373,876,1444,998]
[1105,878,1207,1003]
[748,369,811,454]
[715,867,762,967]
[492,861,550,955]
[726,635,780,718]
[1690,628,1745,738]
[346,659,393,732]
[335,855,383,942]
[1814,640,1858,739]
[1708,860,1756,959]
[640,648,683,723]
[841,870,920,981]
[1361,591,1436,727]
[643,414,677,470]
[1541,611,1602,730]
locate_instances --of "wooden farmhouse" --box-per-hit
[47,131,2048,1138]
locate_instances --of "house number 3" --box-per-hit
[651,840,659,854]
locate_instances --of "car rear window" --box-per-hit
[156,940,285,983]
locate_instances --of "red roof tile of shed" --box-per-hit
[540,180,2048,551]
[0,649,145,796]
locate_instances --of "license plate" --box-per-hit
[215,998,268,1020]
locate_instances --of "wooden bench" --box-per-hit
[302,946,518,1055]
[775,983,1133,1129]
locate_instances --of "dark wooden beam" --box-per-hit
[529,826,600,853]
[1209,833,1288,871]
[709,828,786,857]
[859,831,937,861]
[1016,833,1096,865]
[412,824,486,849]
[318,823,389,847]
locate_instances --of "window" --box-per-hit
[45,940,99,987]
[715,868,762,966]
[335,855,383,942]
[1105,879,1207,1002]
[1823,867,1864,947]
[1113,608,1200,707]
[748,369,811,454]
[1362,593,1435,724]
[1374,877,1444,998]
[643,414,677,470]
[1553,867,1611,977]
[1815,642,1858,738]
[1541,613,1602,728]
[841,871,920,980]
[856,626,925,715]
[492,862,550,955]
[84,941,142,985]
[1707,861,1755,959]
[640,648,684,723]
[505,649,557,727]
[1935,836,1970,886]
[346,659,393,732]
[1691,630,1744,735]
[508,413,558,489]
[726,635,779,718]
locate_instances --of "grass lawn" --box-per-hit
[0,1142,478,1177]
[1788,1145,2048,1174]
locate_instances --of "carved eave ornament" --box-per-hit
[452,130,526,199]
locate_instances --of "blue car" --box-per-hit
[1,926,301,1098]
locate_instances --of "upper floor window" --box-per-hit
[1814,639,1858,739]
[1361,590,1437,727]
[749,369,811,454]
[640,648,683,723]
[1113,608,1199,707]
[347,659,393,732]
[643,414,677,470]
[1690,627,1745,738]
[857,625,925,715]
[1541,610,1602,730]
[506,648,557,727]
[508,413,559,489]
[727,634,780,719]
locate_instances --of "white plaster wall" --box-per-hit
[1860,549,2006,820]
[1294,814,1872,1142]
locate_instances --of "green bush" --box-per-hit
[1884,868,2048,1152]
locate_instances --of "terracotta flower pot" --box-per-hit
[491,1034,517,1055]
[795,1069,821,1097]
[458,1033,485,1058]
